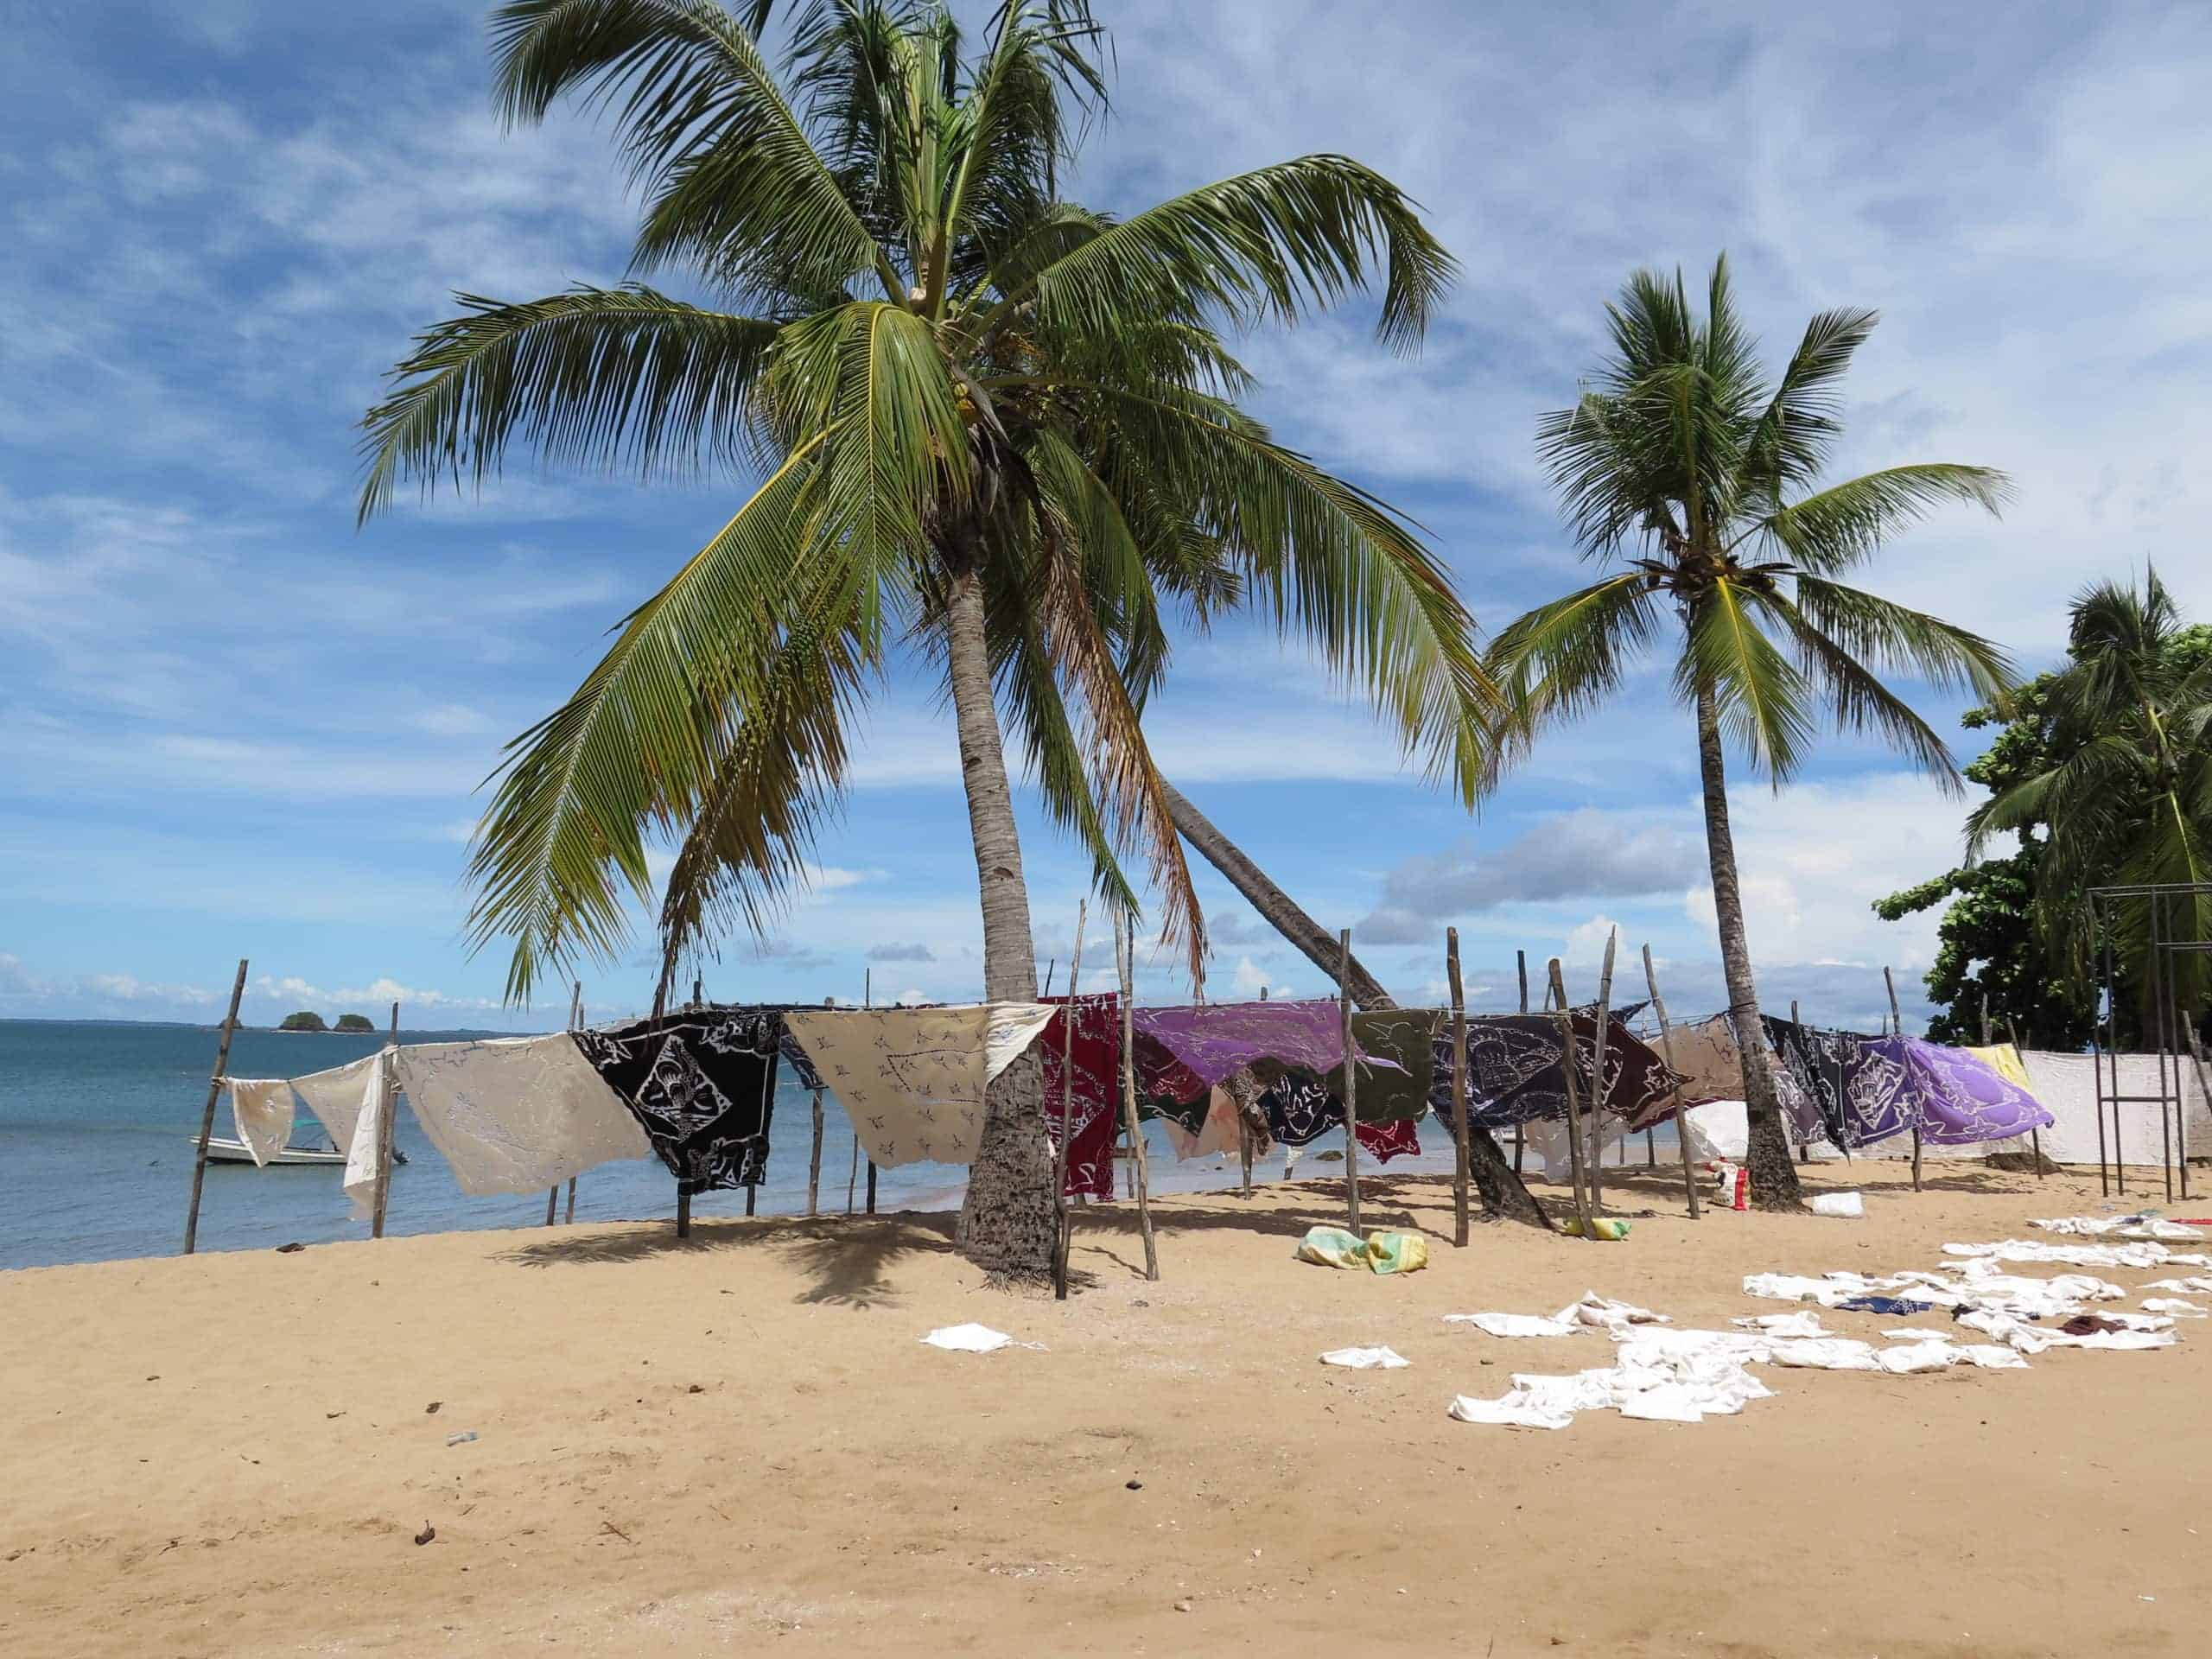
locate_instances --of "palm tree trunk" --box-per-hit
[1693,683,1802,1208]
[1160,780,1550,1227]
[943,565,1057,1278]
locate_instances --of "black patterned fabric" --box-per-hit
[572,1009,782,1192]
[1435,1007,1683,1129]
[1763,1017,1904,1148]
[1262,1077,1341,1146]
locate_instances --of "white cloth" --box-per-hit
[920,1323,1040,1353]
[2141,1298,2208,1318]
[1320,1345,1410,1370]
[290,1052,380,1155]
[1446,1292,1667,1340]
[2015,1051,2212,1167]
[1164,1087,1244,1161]
[1958,1308,2178,1354]
[391,1033,649,1198]
[1450,1330,1776,1431]
[1680,1099,1749,1163]
[783,1003,1058,1168]
[1732,1312,1830,1338]
[1940,1238,2180,1269]
[2143,1276,2212,1294]
[2033,1213,2199,1240]
[226,1078,296,1167]
[1519,1114,1633,1182]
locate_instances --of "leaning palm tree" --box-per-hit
[1970,568,2212,1026]
[358,0,1496,1274]
[1486,257,2015,1205]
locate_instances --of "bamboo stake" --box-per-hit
[1587,929,1618,1216]
[372,1001,400,1239]
[1642,944,1700,1219]
[1885,968,1919,1191]
[1053,902,1086,1300]
[181,958,250,1256]
[863,970,876,1211]
[1338,928,1361,1235]
[1117,913,1159,1280]
[1447,927,1471,1248]
[846,1136,860,1214]
[1547,959,1594,1238]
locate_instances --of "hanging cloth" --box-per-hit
[394,1033,650,1197]
[572,1008,783,1191]
[291,1051,390,1217]
[1132,1001,1384,1091]
[1323,1009,1440,1122]
[226,1078,296,1167]
[1041,994,1120,1198]
[780,1003,1058,1168]
[1764,1018,1911,1147]
[1873,1037,2055,1147]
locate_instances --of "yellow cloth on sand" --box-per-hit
[1293,1225,1429,1274]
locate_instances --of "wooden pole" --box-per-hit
[1338,927,1362,1235]
[563,981,583,1224]
[1118,913,1159,1280]
[1053,902,1086,1300]
[807,1089,826,1217]
[1885,967,1919,1191]
[1447,927,1471,1248]
[1786,998,1808,1164]
[1513,950,1528,1176]
[372,1001,400,1239]
[677,1187,691,1238]
[847,1135,860,1214]
[1642,944,1700,1219]
[866,1160,877,1215]
[2001,1013,2050,1182]
[181,958,250,1256]
[1548,959,1594,1237]
[1587,929,1618,1216]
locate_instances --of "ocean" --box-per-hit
[3,1017,1637,1271]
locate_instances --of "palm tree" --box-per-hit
[1486,257,2015,1205]
[357,0,1496,1274]
[1970,568,2212,1028]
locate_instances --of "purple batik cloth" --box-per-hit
[1131,1001,1395,1090]
[1877,1036,2057,1146]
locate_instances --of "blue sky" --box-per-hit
[6,0,2209,1033]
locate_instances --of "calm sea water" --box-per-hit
[0,1018,1608,1271]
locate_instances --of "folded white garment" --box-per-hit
[226,1078,296,1168]
[1942,1239,2177,1269]
[1732,1312,1831,1338]
[920,1323,1043,1353]
[1764,1337,1882,1371]
[1957,1309,2178,1354]
[1320,1345,1411,1370]
[290,1052,380,1157]
[391,1033,649,1198]
[1880,1326,1955,1339]
[1447,1392,1574,1430]
[1447,1312,1577,1338]
[2142,1298,2209,1318]
[2143,1276,2212,1294]
[2032,1214,2199,1240]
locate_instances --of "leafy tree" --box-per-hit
[1487,257,2013,1206]
[334,1013,377,1033]
[278,1011,329,1033]
[1967,569,2212,1036]
[358,0,1491,1275]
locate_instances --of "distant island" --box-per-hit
[276,1011,375,1033]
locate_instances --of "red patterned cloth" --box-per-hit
[1041,995,1119,1199]
[1356,1116,1422,1163]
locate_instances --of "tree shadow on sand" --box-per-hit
[493,1210,958,1310]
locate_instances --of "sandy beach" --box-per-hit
[3,1161,2205,1658]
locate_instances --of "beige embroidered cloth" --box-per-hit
[782,1004,1058,1167]
[291,1051,391,1217]
[226,1078,296,1167]
[393,1034,651,1198]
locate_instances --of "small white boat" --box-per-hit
[192,1137,399,1167]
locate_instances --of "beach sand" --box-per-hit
[3,1161,2206,1656]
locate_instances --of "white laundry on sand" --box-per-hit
[1731,1311,1832,1338]
[2032,1214,2202,1241]
[2140,1298,2209,1318]
[919,1323,1043,1353]
[1446,1292,1669,1340]
[1957,1309,2177,1355]
[1320,1345,1411,1370]
[1941,1239,2194,1270]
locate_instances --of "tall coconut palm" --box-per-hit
[358,0,1497,1274]
[1486,257,2015,1205]
[1969,568,2212,1026]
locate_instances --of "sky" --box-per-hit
[5,0,2210,1033]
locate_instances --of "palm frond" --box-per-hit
[1747,587,1963,788]
[357,285,781,521]
[1677,578,1815,780]
[972,155,1456,355]
[1751,463,2011,574]
[1484,573,1665,753]
[1790,574,2016,708]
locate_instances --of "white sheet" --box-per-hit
[1320,1345,1410,1370]
[292,1051,390,1218]
[782,1003,1058,1168]
[1940,1238,2182,1269]
[226,1078,296,1167]
[392,1033,649,1198]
